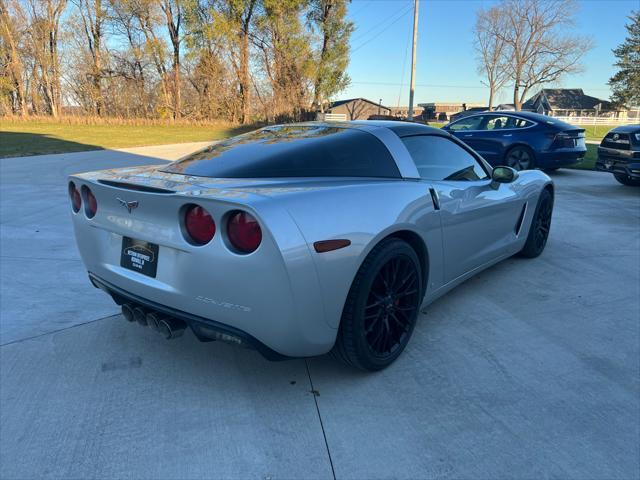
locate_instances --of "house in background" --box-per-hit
[388,106,427,120]
[326,98,390,120]
[419,102,485,121]
[522,89,623,117]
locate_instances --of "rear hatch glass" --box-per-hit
[161,125,400,179]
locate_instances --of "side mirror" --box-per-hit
[491,166,518,188]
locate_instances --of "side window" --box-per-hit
[401,135,489,182]
[448,115,484,131]
[484,116,511,130]
[512,117,533,128]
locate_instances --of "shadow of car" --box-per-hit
[595,124,640,186]
[442,111,587,171]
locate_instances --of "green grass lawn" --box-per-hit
[569,143,598,170]
[581,124,615,142]
[0,119,251,158]
[0,118,610,171]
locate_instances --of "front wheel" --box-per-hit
[505,146,535,171]
[332,238,422,371]
[519,189,553,258]
[614,173,640,186]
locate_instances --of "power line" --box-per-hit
[396,28,412,108]
[350,1,412,42]
[350,80,613,92]
[353,81,487,88]
[350,4,413,53]
[349,0,375,19]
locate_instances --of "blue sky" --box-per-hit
[342,0,637,108]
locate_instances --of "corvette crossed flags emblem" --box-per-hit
[116,198,139,213]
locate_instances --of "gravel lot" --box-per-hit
[1,145,638,479]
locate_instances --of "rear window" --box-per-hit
[162,125,400,178]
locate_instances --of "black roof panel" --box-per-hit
[350,120,446,137]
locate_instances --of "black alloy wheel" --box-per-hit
[363,255,420,356]
[533,194,552,251]
[333,238,422,371]
[519,188,553,258]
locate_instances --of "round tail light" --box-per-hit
[82,185,98,218]
[68,182,81,213]
[184,204,216,245]
[227,211,262,253]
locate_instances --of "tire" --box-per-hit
[519,188,553,258]
[332,238,423,371]
[505,145,535,171]
[613,173,640,186]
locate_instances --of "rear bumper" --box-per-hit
[596,148,640,179]
[68,176,338,358]
[537,149,586,168]
[90,273,288,360]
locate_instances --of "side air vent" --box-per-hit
[515,203,527,236]
[98,179,176,194]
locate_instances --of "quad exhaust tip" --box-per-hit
[121,304,135,322]
[146,311,163,331]
[121,302,186,340]
[132,306,148,326]
[157,317,187,340]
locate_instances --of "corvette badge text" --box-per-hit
[195,295,252,312]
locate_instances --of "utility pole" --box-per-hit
[407,0,419,121]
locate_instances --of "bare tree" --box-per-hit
[0,0,28,115]
[25,0,67,117]
[129,0,172,116]
[307,0,352,112]
[344,99,368,120]
[1,0,354,121]
[259,0,314,121]
[474,5,509,110]
[108,0,153,117]
[72,0,106,114]
[158,0,182,119]
[494,0,592,110]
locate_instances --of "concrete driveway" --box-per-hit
[1,145,638,479]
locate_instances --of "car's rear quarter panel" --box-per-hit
[273,180,444,329]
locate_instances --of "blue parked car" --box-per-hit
[442,111,587,171]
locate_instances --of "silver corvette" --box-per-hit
[69,121,554,370]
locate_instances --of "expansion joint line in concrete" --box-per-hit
[305,359,336,480]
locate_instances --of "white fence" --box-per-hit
[316,112,347,121]
[552,116,638,125]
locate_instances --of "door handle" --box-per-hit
[502,134,512,137]
[429,187,440,210]
[463,134,473,137]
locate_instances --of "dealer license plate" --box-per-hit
[120,237,159,278]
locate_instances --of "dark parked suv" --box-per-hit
[596,125,640,186]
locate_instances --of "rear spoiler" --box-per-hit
[97,179,176,194]
[559,129,585,137]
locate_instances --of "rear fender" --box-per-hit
[282,181,443,329]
